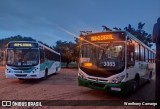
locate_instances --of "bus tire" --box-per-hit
[54,67,58,75]
[56,67,58,72]
[43,69,48,80]
[18,78,25,80]
[132,75,139,93]
[147,71,152,83]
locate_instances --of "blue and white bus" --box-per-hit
[5,41,61,80]
[78,31,155,94]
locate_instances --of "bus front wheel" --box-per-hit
[43,69,48,80]
[147,71,152,83]
[18,78,25,80]
[132,76,139,93]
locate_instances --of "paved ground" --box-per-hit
[0,67,156,109]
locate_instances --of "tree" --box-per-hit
[124,22,152,47]
[53,40,79,68]
[74,38,80,62]
[138,22,145,30]
[0,35,36,49]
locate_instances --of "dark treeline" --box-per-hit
[124,22,152,47]
[113,22,152,47]
[0,35,36,49]
[53,40,79,68]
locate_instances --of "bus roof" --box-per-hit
[38,42,60,55]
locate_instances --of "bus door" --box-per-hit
[126,42,135,80]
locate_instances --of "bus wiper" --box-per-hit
[23,48,32,59]
[100,42,112,51]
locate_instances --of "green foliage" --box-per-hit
[124,22,152,47]
[53,40,79,67]
[0,35,36,49]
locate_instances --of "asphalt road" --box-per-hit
[0,67,156,109]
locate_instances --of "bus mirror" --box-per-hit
[127,61,135,68]
[127,44,134,52]
[130,45,134,52]
[127,63,130,68]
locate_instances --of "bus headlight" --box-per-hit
[110,75,125,84]
[32,67,39,73]
[78,72,87,79]
[6,69,12,73]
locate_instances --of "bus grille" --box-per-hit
[88,77,108,82]
[15,74,27,77]
[89,82,106,88]
[80,67,113,78]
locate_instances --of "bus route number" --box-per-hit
[103,61,115,67]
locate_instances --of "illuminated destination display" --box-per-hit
[80,32,126,42]
[8,42,38,48]
[14,43,32,47]
[91,34,114,41]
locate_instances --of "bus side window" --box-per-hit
[127,43,135,67]
[40,49,45,63]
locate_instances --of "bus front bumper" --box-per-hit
[5,72,42,79]
[78,77,133,94]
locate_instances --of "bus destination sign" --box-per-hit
[81,32,126,42]
[8,42,38,48]
[91,34,113,41]
[14,43,32,47]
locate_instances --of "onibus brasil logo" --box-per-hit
[1,101,42,107]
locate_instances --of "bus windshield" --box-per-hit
[6,49,39,67]
[80,42,125,71]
